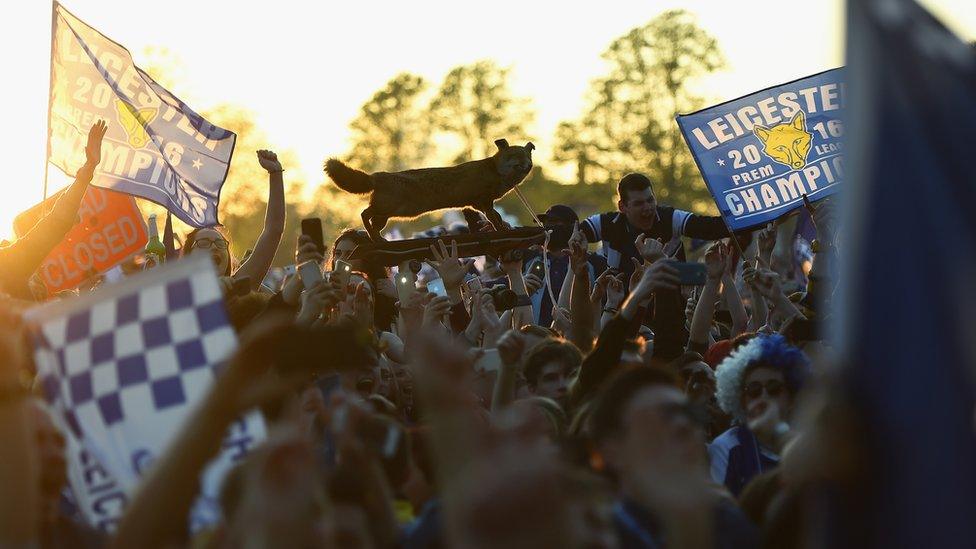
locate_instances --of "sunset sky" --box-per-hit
[1,0,973,240]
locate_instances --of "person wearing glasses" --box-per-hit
[182,150,286,292]
[709,334,810,496]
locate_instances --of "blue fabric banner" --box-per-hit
[677,69,844,231]
[48,2,235,228]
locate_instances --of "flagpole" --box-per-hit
[43,0,58,200]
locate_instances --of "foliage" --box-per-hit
[428,60,535,162]
[552,10,724,214]
[346,73,433,172]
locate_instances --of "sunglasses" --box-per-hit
[193,238,228,250]
[744,379,785,400]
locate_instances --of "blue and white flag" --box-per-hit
[24,254,264,531]
[835,0,976,547]
[48,2,235,228]
[677,69,845,231]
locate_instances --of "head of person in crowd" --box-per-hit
[704,331,759,369]
[184,226,232,276]
[715,334,810,425]
[523,339,582,407]
[331,229,375,275]
[538,204,579,251]
[372,354,401,410]
[450,446,618,549]
[219,426,336,547]
[591,367,706,486]
[617,173,658,232]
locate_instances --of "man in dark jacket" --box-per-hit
[580,173,731,280]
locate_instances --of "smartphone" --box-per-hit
[426,278,447,298]
[525,257,545,278]
[298,260,323,289]
[395,270,416,305]
[301,218,326,255]
[671,262,708,286]
[333,259,353,288]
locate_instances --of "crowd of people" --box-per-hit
[0,119,853,549]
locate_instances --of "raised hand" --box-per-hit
[422,295,453,329]
[496,329,527,366]
[704,242,727,281]
[428,239,474,291]
[590,269,615,307]
[524,272,543,295]
[635,234,666,263]
[632,260,680,301]
[605,273,627,309]
[562,222,588,275]
[296,278,343,325]
[295,234,323,265]
[256,149,283,173]
[85,119,108,167]
[629,257,648,291]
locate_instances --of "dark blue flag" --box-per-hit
[839,0,976,547]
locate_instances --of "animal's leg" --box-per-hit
[478,203,510,231]
[361,207,386,242]
[371,216,390,240]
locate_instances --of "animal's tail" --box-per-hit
[325,158,373,194]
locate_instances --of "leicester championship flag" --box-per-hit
[48,2,235,228]
[24,254,264,531]
[677,69,844,231]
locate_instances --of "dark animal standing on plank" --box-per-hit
[325,139,534,241]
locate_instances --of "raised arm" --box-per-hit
[721,245,749,337]
[570,258,679,407]
[232,150,285,290]
[0,121,106,297]
[687,243,725,352]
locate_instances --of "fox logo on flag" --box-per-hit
[23,254,264,531]
[47,2,235,228]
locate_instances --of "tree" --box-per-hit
[346,73,433,172]
[553,10,724,213]
[429,60,535,162]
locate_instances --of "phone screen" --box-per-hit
[334,259,353,288]
[426,278,448,298]
[301,218,325,254]
[298,260,323,289]
[671,262,708,286]
[396,272,416,305]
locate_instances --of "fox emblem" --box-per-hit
[753,112,812,170]
[114,99,157,149]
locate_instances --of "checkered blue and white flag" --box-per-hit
[24,254,265,532]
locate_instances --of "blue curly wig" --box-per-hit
[714,334,810,422]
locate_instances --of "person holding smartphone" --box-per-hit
[524,205,608,328]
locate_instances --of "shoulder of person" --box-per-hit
[709,425,744,450]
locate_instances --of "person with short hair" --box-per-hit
[590,367,759,549]
[580,173,733,279]
[523,339,583,407]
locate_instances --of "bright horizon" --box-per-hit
[1,0,974,241]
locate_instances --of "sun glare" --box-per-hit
[0,0,973,242]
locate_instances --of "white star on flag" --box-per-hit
[717,159,726,166]
[192,158,203,170]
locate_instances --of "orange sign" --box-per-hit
[14,187,148,292]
